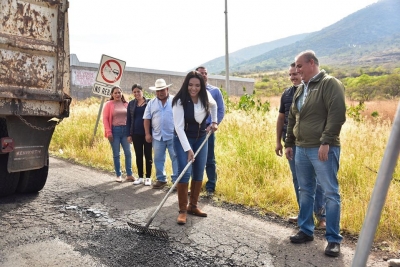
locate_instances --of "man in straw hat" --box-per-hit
[143,79,178,189]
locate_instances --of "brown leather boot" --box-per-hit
[177,183,188,225]
[187,181,207,217]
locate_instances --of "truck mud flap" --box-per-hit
[6,116,55,172]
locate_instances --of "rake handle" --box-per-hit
[144,130,213,228]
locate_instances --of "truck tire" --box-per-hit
[17,158,49,193]
[0,154,20,197]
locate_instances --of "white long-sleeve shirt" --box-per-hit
[173,91,217,151]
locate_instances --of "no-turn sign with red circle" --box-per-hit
[95,55,126,86]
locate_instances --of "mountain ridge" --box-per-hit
[198,33,311,74]
[202,0,400,74]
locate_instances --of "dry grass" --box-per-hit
[347,99,399,122]
[268,96,399,121]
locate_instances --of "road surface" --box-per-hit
[0,157,389,266]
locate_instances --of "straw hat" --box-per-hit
[149,79,172,90]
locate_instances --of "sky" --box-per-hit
[68,0,379,72]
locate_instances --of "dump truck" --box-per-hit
[0,0,71,197]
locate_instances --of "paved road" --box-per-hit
[0,157,388,266]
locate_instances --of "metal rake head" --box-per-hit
[127,222,169,239]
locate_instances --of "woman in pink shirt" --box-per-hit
[102,86,134,183]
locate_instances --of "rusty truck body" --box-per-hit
[0,0,71,196]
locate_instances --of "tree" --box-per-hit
[383,74,400,99]
[346,74,378,101]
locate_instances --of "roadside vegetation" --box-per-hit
[50,88,400,250]
[249,66,400,102]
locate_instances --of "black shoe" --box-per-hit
[290,231,314,243]
[325,242,340,257]
[206,190,214,198]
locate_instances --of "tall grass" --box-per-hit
[50,98,121,173]
[50,97,400,246]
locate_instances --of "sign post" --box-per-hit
[91,55,126,145]
[91,96,106,146]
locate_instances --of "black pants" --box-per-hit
[132,134,152,178]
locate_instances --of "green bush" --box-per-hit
[346,101,365,122]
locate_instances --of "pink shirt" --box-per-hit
[102,100,128,138]
[112,101,127,126]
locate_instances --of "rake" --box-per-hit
[127,130,212,238]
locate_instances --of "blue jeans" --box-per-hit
[174,135,208,184]
[288,146,326,221]
[205,132,217,192]
[109,126,132,177]
[152,137,178,182]
[295,146,342,243]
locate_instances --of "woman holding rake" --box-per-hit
[172,71,218,225]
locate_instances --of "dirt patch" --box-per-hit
[358,99,398,122]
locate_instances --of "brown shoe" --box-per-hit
[316,220,326,229]
[177,183,188,225]
[187,181,207,217]
[152,181,167,189]
[125,176,136,182]
[288,216,298,223]
[177,211,187,225]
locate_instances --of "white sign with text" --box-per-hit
[92,82,113,97]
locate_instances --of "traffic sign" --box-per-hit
[92,82,114,97]
[95,55,126,86]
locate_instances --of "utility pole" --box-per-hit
[224,0,230,94]
[352,103,400,266]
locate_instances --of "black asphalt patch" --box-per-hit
[76,227,237,267]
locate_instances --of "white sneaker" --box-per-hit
[133,178,144,185]
[144,178,152,186]
[115,176,122,183]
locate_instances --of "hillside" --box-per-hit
[205,0,400,74]
[197,33,310,74]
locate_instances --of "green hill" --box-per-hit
[205,0,400,74]
[197,33,310,74]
